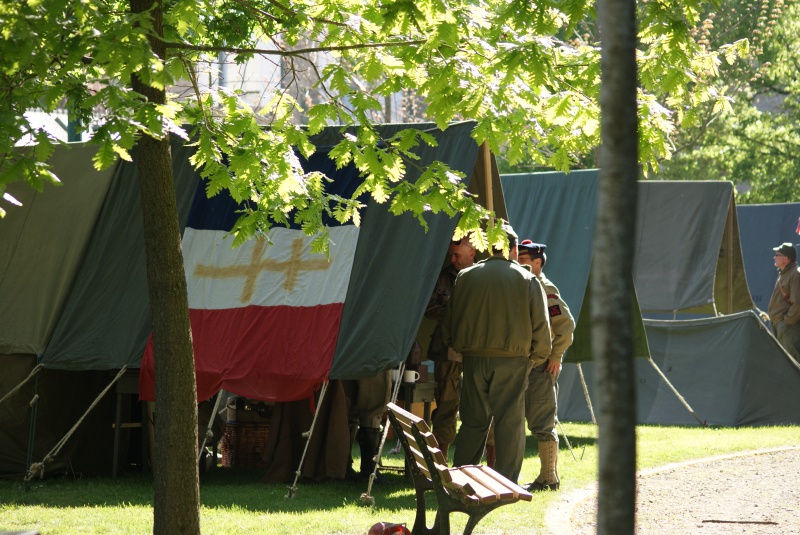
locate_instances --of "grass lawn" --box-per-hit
[1,423,799,534]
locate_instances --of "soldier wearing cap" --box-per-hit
[767,242,800,359]
[517,239,575,492]
[424,237,476,459]
[443,224,551,483]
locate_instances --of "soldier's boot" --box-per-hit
[358,427,383,482]
[484,444,496,469]
[528,440,560,491]
[345,424,359,481]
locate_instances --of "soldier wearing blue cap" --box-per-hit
[517,239,575,492]
[767,242,800,359]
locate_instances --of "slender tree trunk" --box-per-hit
[594,0,638,533]
[130,0,201,533]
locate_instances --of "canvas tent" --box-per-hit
[500,169,650,363]
[500,171,791,426]
[634,181,753,317]
[558,311,800,426]
[0,121,505,477]
[736,202,800,311]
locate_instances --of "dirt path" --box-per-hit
[545,447,800,534]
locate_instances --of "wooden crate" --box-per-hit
[220,422,270,468]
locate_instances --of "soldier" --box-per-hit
[517,239,575,492]
[444,225,551,483]
[424,237,475,459]
[767,242,800,359]
[342,371,392,482]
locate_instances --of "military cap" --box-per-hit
[773,242,797,262]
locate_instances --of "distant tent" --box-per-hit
[736,203,800,311]
[0,121,502,476]
[500,171,786,427]
[500,169,650,363]
[634,181,753,317]
[559,311,800,426]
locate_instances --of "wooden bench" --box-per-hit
[386,402,532,535]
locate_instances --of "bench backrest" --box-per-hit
[386,402,533,505]
[386,402,449,482]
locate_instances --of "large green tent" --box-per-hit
[0,122,505,476]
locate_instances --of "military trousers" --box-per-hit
[431,359,462,446]
[453,355,530,483]
[775,320,800,360]
[525,361,558,442]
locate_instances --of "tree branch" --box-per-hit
[166,39,426,57]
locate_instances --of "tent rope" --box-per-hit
[360,363,405,507]
[197,390,225,462]
[576,362,597,425]
[647,358,705,426]
[24,366,128,483]
[0,363,44,408]
[285,380,329,499]
[556,417,580,461]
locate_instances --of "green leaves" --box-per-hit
[1,0,757,246]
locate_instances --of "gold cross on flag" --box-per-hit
[194,237,330,303]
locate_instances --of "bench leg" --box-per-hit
[412,487,432,535]
[463,510,491,535]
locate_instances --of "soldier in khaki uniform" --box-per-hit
[767,242,800,359]
[517,240,575,491]
[424,238,475,458]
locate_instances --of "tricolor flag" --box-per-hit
[139,150,365,402]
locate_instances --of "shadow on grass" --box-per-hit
[0,436,592,514]
[0,464,421,513]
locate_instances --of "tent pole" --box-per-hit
[727,200,734,314]
[577,362,597,425]
[482,142,494,212]
[24,355,43,491]
[285,380,330,499]
[197,390,225,463]
[647,358,705,426]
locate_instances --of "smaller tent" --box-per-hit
[500,169,650,363]
[634,181,753,317]
[558,311,800,426]
[736,202,800,311]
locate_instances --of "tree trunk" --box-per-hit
[129,1,201,533]
[594,0,638,533]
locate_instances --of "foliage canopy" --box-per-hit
[1,0,746,238]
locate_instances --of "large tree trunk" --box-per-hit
[594,0,638,533]
[130,1,201,534]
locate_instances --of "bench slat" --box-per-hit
[445,467,499,504]
[460,465,519,501]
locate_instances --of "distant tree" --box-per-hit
[651,0,799,204]
[0,0,746,533]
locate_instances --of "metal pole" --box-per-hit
[24,355,42,490]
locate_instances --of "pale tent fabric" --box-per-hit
[0,144,116,355]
